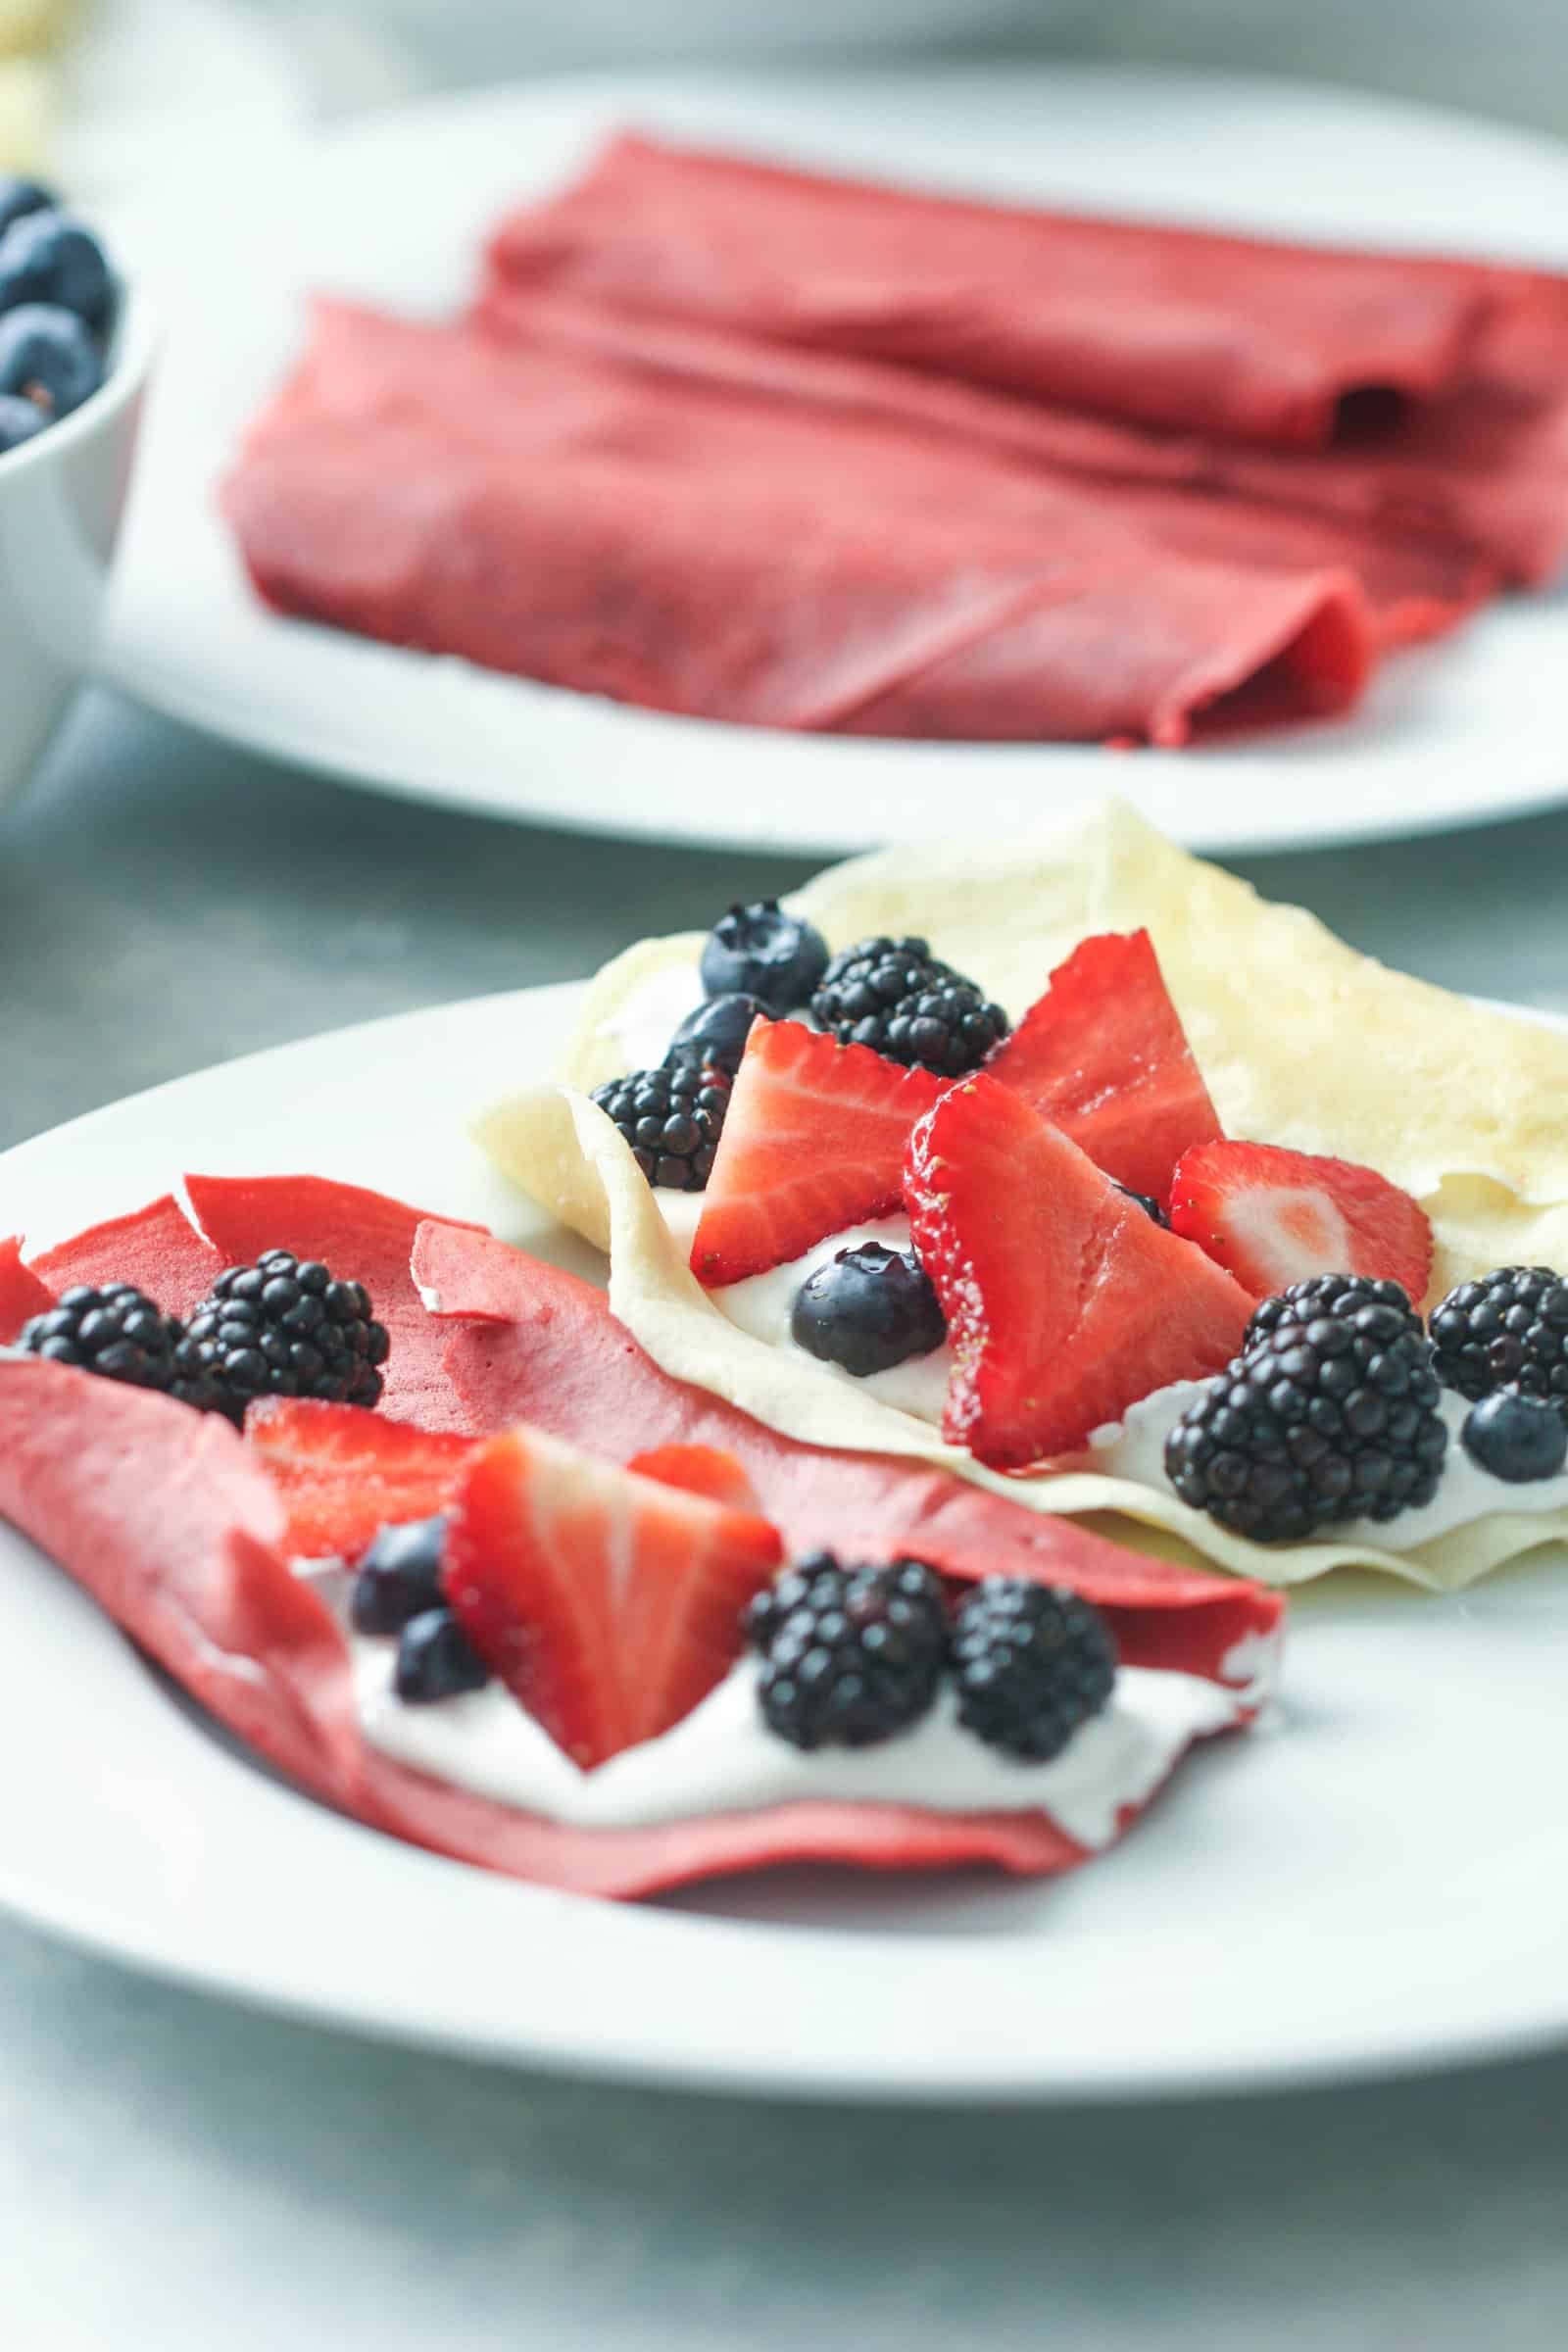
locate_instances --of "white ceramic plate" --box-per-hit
[100,61,1568,859]
[4,982,1568,2103]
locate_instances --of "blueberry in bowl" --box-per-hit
[0,172,153,811]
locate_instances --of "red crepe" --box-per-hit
[29,1192,221,1319]
[0,1237,53,1344]
[226,300,1369,746]
[489,132,1491,449]
[0,1180,1280,1899]
[413,1220,1281,1684]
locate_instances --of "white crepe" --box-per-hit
[474,801,1568,1591]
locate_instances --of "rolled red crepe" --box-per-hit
[0,1178,1281,1899]
[488,131,1492,450]
[225,299,1370,745]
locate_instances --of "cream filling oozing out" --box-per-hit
[348,1638,1261,1842]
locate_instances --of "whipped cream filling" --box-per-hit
[1085,1382,1568,1553]
[349,1637,1258,1841]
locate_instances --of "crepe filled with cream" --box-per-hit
[475,801,1568,1590]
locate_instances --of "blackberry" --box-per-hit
[590,1060,731,1190]
[1430,1267,1568,1413]
[393,1607,491,1704]
[185,1250,389,1423]
[809,936,1008,1077]
[790,1242,947,1377]
[700,899,828,1013]
[351,1515,450,1635]
[1245,1273,1425,1355]
[747,1553,947,1748]
[1461,1391,1568,1485]
[950,1580,1116,1762]
[664,992,766,1078]
[1165,1310,1447,1542]
[19,1283,225,1413]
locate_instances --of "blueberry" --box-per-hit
[0,305,103,419]
[0,392,44,452]
[394,1607,491,1704]
[0,211,113,329]
[1460,1390,1568,1484]
[700,900,829,1013]
[1113,1182,1169,1227]
[791,1242,947,1378]
[0,178,55,241]
[350,1513,450,1635]
[664,991,767,1077]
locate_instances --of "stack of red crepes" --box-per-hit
[224,132,1568,746]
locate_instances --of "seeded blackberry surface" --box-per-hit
[185,1250,389,1423]
[1166,1308,1447,1542]
[950,1580,1116,1761]
[1430,1266,1568,1413]
[591,1061,730,1190]
[1245,1273,1425,1354]
[810,935,1008,1076]
[747,1553,947,1748]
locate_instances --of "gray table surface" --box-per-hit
[8,693,1568,2350]
[11,5,1568,2340]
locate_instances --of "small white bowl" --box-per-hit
[0,282,154,810]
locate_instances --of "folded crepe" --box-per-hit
[476,801,1568,1593]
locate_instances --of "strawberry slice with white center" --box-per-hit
[443,1426,784,1767]
[906,1074,1253,1466]
[984,929,1221,1203]
[1167,1139,1434,1302]
[689,1017,945,1287]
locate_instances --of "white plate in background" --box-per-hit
[104,62,1568,856]
[3,984,1568,2100]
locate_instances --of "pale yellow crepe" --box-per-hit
[475,801,1568,1592]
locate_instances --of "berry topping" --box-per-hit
[1461,1391,1568,1484]
[0,392,44,452]
[1244,1272,1425,1354]
[248,1398,476,1560]
[810,936,1008,1076]
[393,1606,491,1705]
[1430,1267,1568,1413]
[19,1282,225,1412]
[664,992,766,1077]
[986,931,1220,1202]
[0,178,54,242]
[905,1075,1252,1464]
[0,209,112,328]
[350,1513,450,1635]
[185,1251,389,1422]
[700,899,828,1012]
[747,1554,947,1749]
[590,1061,730,1190]
[0,303,101,419]
[789,1241,946,1378]
[690,1018,944,1287]
[950,1581,1116,1762]
[1168,1139,1433,1303]
[1164,1305,1447,1542]
[444,1426,783,1767]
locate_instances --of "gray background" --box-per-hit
[8,6,1568,2345]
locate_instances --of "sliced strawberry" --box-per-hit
[1168,1139,1434,1302]
[626,1444,761,1512]
[906,1075,1253,1466]
[445,1426,784,1766]
[248,1397,477,1559]
[689,1017,945,1287]
[985,931,1221,1203]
